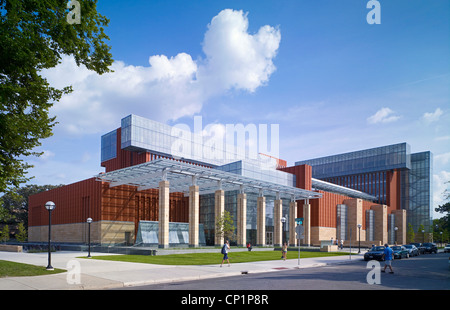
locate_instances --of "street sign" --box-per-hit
[296,224,304,240]
[295,218,303,225]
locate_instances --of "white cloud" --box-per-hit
[41,9,281,135]
[38,150,55,161]
[198,9,281,95]
[367,107,401,124]
[435,152,450,165]
[435,135,450,141]
[433,170,450,209]
[422,107,443,123]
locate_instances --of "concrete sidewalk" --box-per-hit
[0,249,364,290]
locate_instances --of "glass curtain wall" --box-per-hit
[199,190,291,246]
[336,204,347,241]
[295,143,411,179]
[365,210,374,242]
[408,152,433,232]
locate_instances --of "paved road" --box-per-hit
[117,252,450,290]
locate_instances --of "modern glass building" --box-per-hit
[29,115,425,248]
[295,143,433,232]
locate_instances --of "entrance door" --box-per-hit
[266,232,273,246]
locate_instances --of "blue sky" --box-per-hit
[28,0,449,218]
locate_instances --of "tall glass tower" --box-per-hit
[295,143,433,232]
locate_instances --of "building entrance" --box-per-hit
[266,232,273,246]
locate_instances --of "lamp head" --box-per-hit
[45,201,55,211]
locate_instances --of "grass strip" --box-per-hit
[88,251,349,266]
[0,260,65,278]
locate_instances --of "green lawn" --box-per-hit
[0,260,65,278]
[89,250,350,266]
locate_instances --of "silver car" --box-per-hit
[403,244,419,257]
[444,244,450,253]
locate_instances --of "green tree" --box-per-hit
[215,210,236,244]
[15,222,27,242]
[0,0,113,191]
[435,202,450,232]
[418,224,426,243]
[435,180,450,243]
[406,223,415,243]
[0,184,63,228]
[0,225,10,243]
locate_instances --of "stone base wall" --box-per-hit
[311,226,336,246]
[310,226,383,247]
[0,245,23,252]
[28,220,135,245]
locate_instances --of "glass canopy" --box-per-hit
[96,158,322,201]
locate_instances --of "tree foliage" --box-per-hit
[0,225,9,243]
[434,180,450,242]
[215,210,236,243]
[0,0,113,191]
[15,222,27,242]
[406,223,415,243]
[0,184,63,227]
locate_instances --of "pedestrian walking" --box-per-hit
[382,243,394,274]
[340,239,344,250]
[220,240,230,267]
[281,242,288,261]
[247,242,252,251]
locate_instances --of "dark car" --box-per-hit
[392,246,409,259]
[410,243,425,254]
[403,244,419,257]
[364,246,386,261]
[422,242,438,254]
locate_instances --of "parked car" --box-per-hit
[422,243,438,254]
[403,244,419,257]
[444,244,450,253]
[392,246,409,259]
[410,243,425,254]
[364,246,386,261]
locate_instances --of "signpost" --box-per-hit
[295,218,304,266]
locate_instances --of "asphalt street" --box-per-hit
[116,252,450,290]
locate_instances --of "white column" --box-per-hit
[257,195,266,246]
[214,189,225,246]
[274,198,283,247]
[158,180,170,248]
[237,193,247,247]
[303,200,311,246]
[289,200,298,246]
[189,185,199,247]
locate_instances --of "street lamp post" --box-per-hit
[422,230,425,243]
[87,217,93,257]
[357,224,362,253]
[45,201,55,270]
[435,224,438,245]
[394,226,398,245]
[281,217,286,245]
